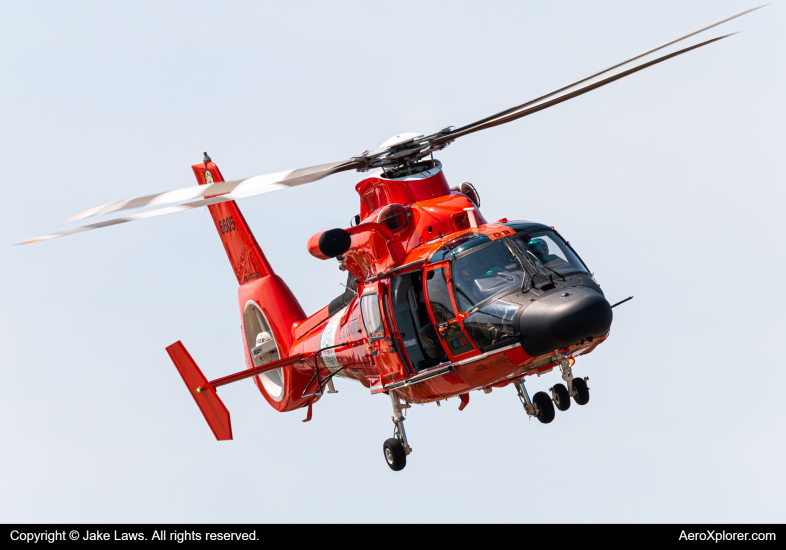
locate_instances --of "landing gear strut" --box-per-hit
[383,392,412,471]
[513,379,554,424]
[555,354,590,406]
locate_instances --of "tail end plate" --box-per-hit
[166,341,233,441]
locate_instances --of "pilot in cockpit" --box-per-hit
[525,237,574,273]
[453,263,479,310]
[526,238,550,262]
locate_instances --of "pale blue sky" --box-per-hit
[1,0,783,522]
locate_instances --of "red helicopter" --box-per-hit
[20,7,761,471]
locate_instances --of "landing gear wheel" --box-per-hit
[533,391,555,424]
[383,438,407,471]
[572,377,590,405]
[552,383,571,411]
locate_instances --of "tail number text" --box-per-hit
[219,216,236,234]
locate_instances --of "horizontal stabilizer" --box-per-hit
[166,341,232,441]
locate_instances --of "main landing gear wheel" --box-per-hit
[383,438,407,471]
[572,377,590,405]
[532,391,555,424]
[552,383,571,411]
[385,392,412,471]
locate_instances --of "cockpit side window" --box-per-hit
[426,268,456,324]
[360,294,385,338]
[452,242,526,313]
[513,231,588,276]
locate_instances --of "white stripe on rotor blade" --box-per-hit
[20,163,351,244]
[65,161,349,222]
[64,168,294,222]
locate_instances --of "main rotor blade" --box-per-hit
[449,5,765,137]
[18,160,362,244]
[433,33,735,145]
[66,159,359,222]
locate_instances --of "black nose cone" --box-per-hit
[518,287,612,357]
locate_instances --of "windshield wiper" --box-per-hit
[524,250,566,280]
[543,265,566,280]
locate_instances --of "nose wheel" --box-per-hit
[516,355,591,424]
[572,376,590,405]
[513,380,554,424]
[550,382,571,411]
[532,391,555,423]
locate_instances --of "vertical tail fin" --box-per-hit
[190,154,309,412]
[191,153,272,285]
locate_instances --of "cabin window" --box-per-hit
[360,294,385,338]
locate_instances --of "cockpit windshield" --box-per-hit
[452,242,526,313]
[513,230,588,276]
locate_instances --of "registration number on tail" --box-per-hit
[219,216,236,234]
